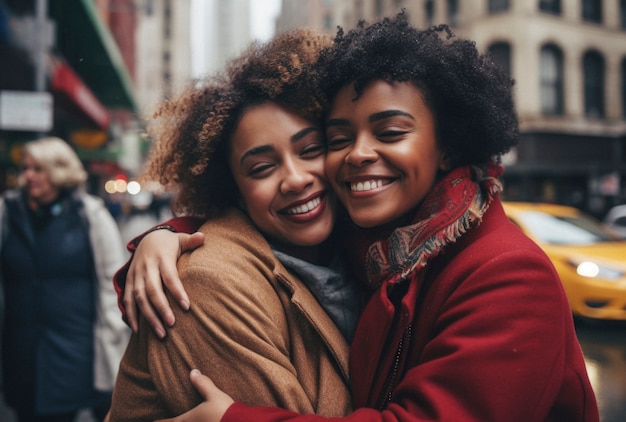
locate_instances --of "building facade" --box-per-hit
[131,0,192,174]
[191,0,250,77]
[276,0,334,33]
[0,0,139,194]
[0,0,194,201]
[135,0,191,115]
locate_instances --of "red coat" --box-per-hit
[224,198,598,421]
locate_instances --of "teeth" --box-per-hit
[350,180,384,192]
[287,197,321,215]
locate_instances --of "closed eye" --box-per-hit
[300,142,325,158]
[327,136,352,151]
[377,130,409,142]
[247,162,275,177]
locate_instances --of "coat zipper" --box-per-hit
[375,323,413,410]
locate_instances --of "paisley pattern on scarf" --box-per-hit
[366,164,503,287]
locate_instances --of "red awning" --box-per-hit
[50,58,110,129]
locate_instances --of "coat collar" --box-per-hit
[224,208,352,382]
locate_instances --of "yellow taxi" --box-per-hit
[503,202,626,321]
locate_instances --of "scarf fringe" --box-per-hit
[368,164,502,286]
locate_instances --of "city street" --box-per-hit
[577,319,626,422]
[1,1,625,421]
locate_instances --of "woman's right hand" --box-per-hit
[123,229,205,338]
[155,369,234,422]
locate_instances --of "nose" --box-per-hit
[344,135,378,167]
[280,158,314,194]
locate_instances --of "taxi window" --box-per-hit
[517,211,614,245]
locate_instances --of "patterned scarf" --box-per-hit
[365,163,503,288]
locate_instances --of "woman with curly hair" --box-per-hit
[106,28,359,421]
[141,13,598,422]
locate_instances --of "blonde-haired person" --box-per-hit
[0,137,130,422]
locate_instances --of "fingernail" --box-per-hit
[181,300,190,311]
[157,328,166,339]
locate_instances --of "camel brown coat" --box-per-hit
[108,208,352,421]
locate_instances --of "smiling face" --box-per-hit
[325,80,446,229]
[229,102,335,251]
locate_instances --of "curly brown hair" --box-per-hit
[316,12,519,168]
[140,28,331,218]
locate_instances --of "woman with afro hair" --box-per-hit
[120,12,599,422]
[106,28,360,421]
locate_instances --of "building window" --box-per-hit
[425,0,434,25]
[540,45,564,115]
[539,0,561,15]
[583,50,605,118]
[324,14,332,30]
[375,0,383,16]
[622,58,626,119]
[582,0,602,23]
[488,42,511,77]
[448,0,459,26]
[145,0,154,15]
[355,0,363,20]
[489,0,510,13]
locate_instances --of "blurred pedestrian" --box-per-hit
[0,137,130,422]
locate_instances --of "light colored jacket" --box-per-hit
[109,208,352,421]
[0,189,130,392]
[80,193,131,390]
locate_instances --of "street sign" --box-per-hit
[0,90,53,131]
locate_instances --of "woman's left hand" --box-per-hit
[156,369,235,422]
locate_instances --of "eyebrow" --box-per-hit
[369,110,414,122]
[326,110,415,128]
[239,145,274,165]
[239,126,319,165]
[292,126,318,142]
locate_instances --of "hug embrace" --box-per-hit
[108,12,599,422]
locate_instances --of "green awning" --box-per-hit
[76,147,121,162]
[48,0,137,111]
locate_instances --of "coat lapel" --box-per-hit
[276,272,351,383]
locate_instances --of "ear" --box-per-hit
[439,152,452,171]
